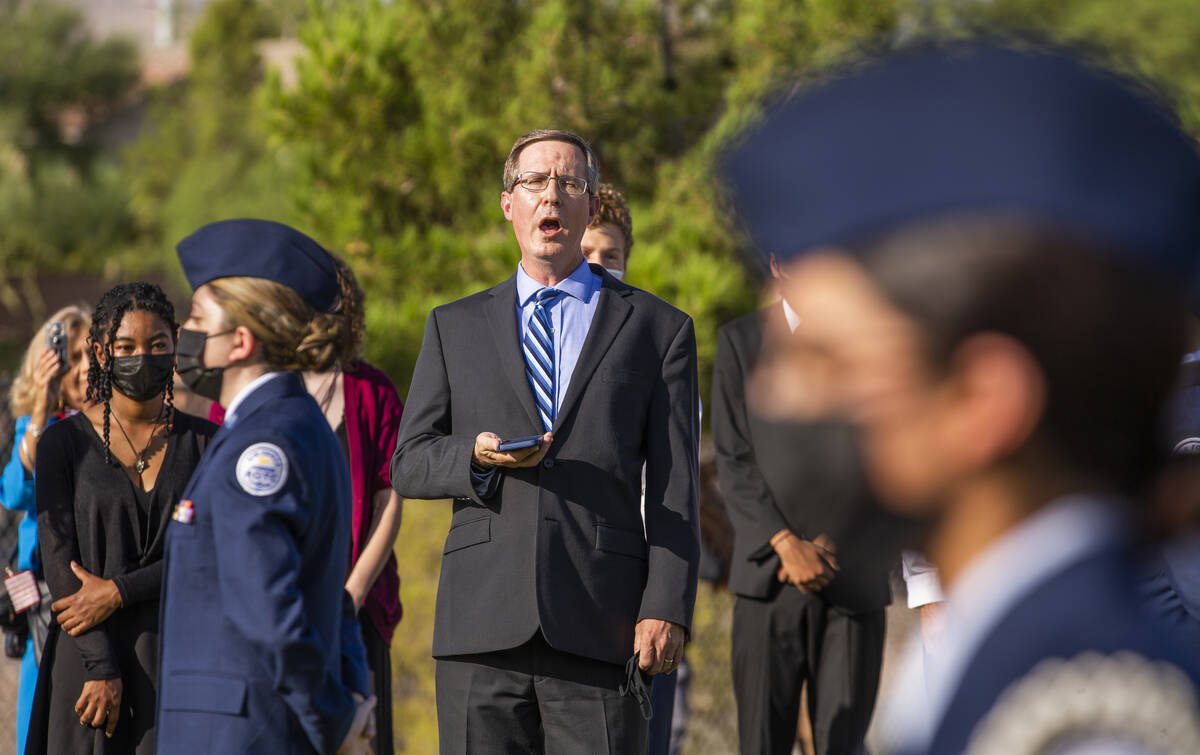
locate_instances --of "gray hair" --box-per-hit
[502,129,599,196]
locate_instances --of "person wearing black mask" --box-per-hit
[725,39,1200,754]
[713,251,896,755]
[25,282,217,754]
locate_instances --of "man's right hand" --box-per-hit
[772,530,838,593]
[472,432,552,469]
[337,693,377,755]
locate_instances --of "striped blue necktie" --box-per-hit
[523,288,562,431]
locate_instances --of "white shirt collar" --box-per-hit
[224,371,288,426]
[781,298,801,333]
[878,494,1125,752]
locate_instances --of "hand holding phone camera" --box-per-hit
[46,321,69,376]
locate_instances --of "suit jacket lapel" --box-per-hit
[554,281,633,432]
[487,275,544,431]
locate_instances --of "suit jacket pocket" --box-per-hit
[443,516,491,554]
[161,671,248,716]
[596,523,647,560]
[602,367,647,385]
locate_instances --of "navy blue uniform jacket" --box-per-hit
[918,543,1200,754]
[156,373,369,754]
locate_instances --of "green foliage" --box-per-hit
[975,0,1200,135]
[264,0,758,396]
[122,0,300,281]
[0,1,140,320]
[387,501,449,754]
[14,0,1200,748]
[0,2,139,174]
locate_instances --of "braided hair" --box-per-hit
[86,282,178,465]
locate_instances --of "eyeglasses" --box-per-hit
[513,171,589,197]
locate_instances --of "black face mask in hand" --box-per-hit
[175,328,230,402]
[110,354,176,402]
[620,652,654,721]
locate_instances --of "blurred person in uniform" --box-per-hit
[392,130,700,755]
[26,283,216,754]
[581,183,692,755]
[206,254,405,755]
[157,219,375,754]
[1141,335,1200,648]
[712,252,893,755]
[725,38,1200,755]
[1,305,90,754]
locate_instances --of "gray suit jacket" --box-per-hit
[391,265,700,666]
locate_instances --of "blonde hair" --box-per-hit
[9,305,91,416]
[206,277,347,372]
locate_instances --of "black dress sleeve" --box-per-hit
[35,423,120,681]
[111,562,164,606]
[711,320,794,556]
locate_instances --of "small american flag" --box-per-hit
[4,569,39,614]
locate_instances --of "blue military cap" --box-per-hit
[176,219,340,312]
[724,39,1200,284]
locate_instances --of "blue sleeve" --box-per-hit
[470,465,500,500]
[340,591,370,695]
[1,417,35,514]
[209,445,356,753]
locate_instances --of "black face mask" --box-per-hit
[175,328,229,402]
[751,416,928,607]
[110,354,176,402]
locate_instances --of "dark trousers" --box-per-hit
[732,586,885,755]
[360,612,393,755]
[435,631,648,755]
[649,655,689,755]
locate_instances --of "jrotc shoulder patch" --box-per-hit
[966,651,1200,755]
[1173,437,1200,456]
[236,442,290,496]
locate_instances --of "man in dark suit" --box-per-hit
[713,255,890,755]
[391,129,700,755]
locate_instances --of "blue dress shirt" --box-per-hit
[514,258,602,413]
[471,259,602,497]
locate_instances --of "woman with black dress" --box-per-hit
[26,282,217,754]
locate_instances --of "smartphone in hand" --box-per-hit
[496,434,544,452]
[46,321,69,376]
